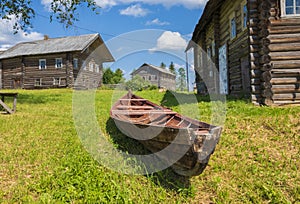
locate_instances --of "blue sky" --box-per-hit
[0,0,207,88]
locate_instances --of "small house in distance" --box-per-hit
[131,63,176,91]
[188,0,300,105]
[0,33,114,89]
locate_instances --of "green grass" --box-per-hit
[0,89,299,203]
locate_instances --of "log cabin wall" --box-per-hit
[193,32,208,94]
[76,39,107,88]
[1,40,105,89]
[266,0,300,105]
[205,21,217,93]
[0,33,113,90]
[219,0,250,96]
[191,0,299,105]
[0,61,2,89]
[192,0,251,97]
[249,0,263,104]
[1,57,23,89]
[132,64,176,91]
[21,53,70,89]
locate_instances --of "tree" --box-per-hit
[126,75,151,91]
[160,62,166,69]
[111,68,125,84]
[0,0,99,33]
[169,62,176,75]
[177,67,187,91]
[103,68,125,84]
[102,68,114,84]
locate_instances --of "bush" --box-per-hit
[125,75,152,91]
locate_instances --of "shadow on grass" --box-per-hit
[160,90,251,107]
[106,118,192,194]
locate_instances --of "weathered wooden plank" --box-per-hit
[272,88,300,94]
[273,100,300,105]
[273,93,300,100]
[270,18,300,26]
[116,105,154,110]
[271,77,300,84]
[272,61,300,69]
[269,26,300,34]
[270,51,300,60]
[112,110,177,115]
[269,43,300,52]
[269,33,300,44]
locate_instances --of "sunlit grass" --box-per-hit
[0,89,299,203]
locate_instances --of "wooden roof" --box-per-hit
[131,63,176,76]
[0,33,114,62]
[191,0,223,43]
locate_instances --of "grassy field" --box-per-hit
[0,89,299,203]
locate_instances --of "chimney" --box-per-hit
[44,35,49,40]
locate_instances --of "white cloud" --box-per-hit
[120,4,149,17]
[94,0,117,8]
[152,31,188,52]
[174,63,184,69]
[40,0,208,14]
[67,0,207,10]
[0,16,44,51]
[146,18,170,26]
[126,0,208,9]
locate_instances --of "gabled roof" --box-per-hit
[191,0,222,43]
[0,33,114,61]
[132,63,176,76]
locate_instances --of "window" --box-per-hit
[207,47,212,58]
[60,78,66,86]
[149,76,151,80]
[82,62,87,71]
[53,78,60,85]
[155,75,158,80]
[35,79,42,86]
[73,58,78,69]
[55,58,63,68]
[211,41,215,57]
[95,64,100,73]
[39,59,46,69]
[89,62,94,72]
[230,17,237,39]
[242,2,248,29]
[281,0,300,16]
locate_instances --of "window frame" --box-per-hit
[241,0,248,30]
[35,78,42,86]
[53,77,60,86]
[95,64,100,73]
[230,15,237,39]
[39,59,46,70]
[281,0,300,17]
[55,58,63,68]
[73,58,79,70]
[211,41,215,57]
[89,62,94,72]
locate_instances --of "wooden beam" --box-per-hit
[0,100,13,114]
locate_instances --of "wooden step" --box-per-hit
[111,110,177,115]
[117,105,154,110]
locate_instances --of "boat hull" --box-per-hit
[112,116,222,177]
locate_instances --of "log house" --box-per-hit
[187,0,300,105]
[0,33,114,89]
[131,63,176,91]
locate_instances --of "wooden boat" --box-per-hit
[110,91,222,177]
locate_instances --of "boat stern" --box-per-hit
[193,126,222,163]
